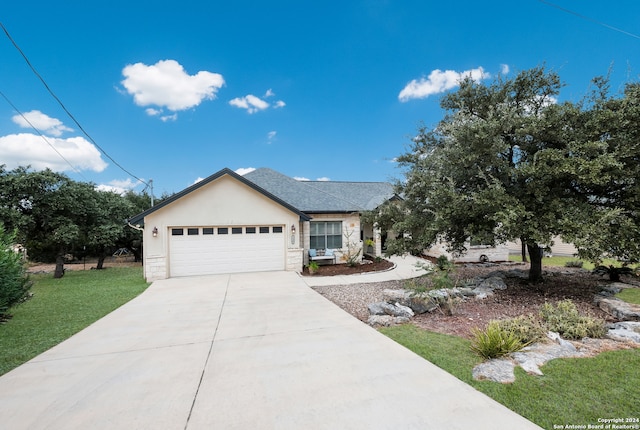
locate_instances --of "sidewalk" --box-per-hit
[300,254,428,287]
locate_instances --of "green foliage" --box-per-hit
[0,166,146,276]
[539,300,606,340]
[373,67,640,283]
[564,260,584,268]
[0,225,32,316]
[0,267,148,375]
[435,255,453,271]
[307,261,319,273]
[381,324,640,429]
[470,321,529,359]
[492,315,547,344]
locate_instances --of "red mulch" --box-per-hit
[301,257,395,276]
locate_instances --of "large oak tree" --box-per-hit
[376,67,635,282]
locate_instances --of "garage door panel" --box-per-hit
[169,227,285,277]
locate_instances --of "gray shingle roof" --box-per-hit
[243,168,395,213]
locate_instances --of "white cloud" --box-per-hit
[0,133,107,172]
[96,178,142,194]
[398,67,490,102]
[264,89,275,98]
[121,59,225,115]
[229,94,270,114]
[294,176,310,181]
[12,110,73,137]
[267,131,277,143]
[501,64,510,74]
[273,100,286,108]
[235,167,256,176]
[316,177,330,181]
[192,177,205,185]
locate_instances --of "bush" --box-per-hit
[0,225,32,317]
[539,300,606,340]
[564,260,584,268]
[592,265,635,282]
[470,321,528,359]
[492,315,547,344]
[435,255,453,271]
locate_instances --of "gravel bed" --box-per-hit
[311,280,405,321]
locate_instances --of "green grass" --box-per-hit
[381,324,640,429]
[617,288,640,305]
[0,267,148,376]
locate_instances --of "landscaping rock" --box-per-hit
[477,276,508,291]
[606,321,640,343]
[394,302,415,318]
[367,302,413,318]
[595,297,640,321]
[382,289,408,303]
[407,295,439,314]
[472,359,516,384]
[367,315,410,327]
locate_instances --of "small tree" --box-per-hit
[0,224,31,317]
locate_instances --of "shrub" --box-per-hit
[435,255,453,271]
[0,225,32,317]
[492,315,547,344]
[470,321,528,359]
[564,260,584,268]
[539,300,606,340]
[592,265,635,282]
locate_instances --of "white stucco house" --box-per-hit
[128,167,397,281]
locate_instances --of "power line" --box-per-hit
[0,89,89,181]
[0,21,150,187]
[538,0,640,41]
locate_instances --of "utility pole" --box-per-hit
[149,178,154,207]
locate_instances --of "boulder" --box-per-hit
[367,302,413,318]
[606,321,640,343]
[595,297,640,321]
[382,289,409,303]
[472,359,516,384]
[477,276,507,291]
[367,315,411,327]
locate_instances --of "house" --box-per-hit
[128,167,397,281]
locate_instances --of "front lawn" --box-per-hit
[0,267,148,376]
[381,324,640,429]
[617,288,640,305]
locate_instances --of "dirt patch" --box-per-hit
[27,257,141,274]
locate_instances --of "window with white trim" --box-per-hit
[310,221,342,249]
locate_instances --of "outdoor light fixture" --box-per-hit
[291,224,296,235]
[152,227,158,237]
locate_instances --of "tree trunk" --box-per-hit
[520,240,528,263]
[526,242,543,282]
[96,252,107,270]
[54,253,65,279]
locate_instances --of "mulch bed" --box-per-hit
[302,257,395,276]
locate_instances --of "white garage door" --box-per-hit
[169,225,285,277]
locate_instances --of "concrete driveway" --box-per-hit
[0,271,541,429]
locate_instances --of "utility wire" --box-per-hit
[0,89,89,181]
[0,21,149,187]
[538,0,640,41]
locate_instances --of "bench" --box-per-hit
[309,249,336,264]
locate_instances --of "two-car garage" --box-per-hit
[169,225,286,277]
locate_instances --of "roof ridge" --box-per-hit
[299,181,366,211]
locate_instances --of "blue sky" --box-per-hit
[1,1,640,196]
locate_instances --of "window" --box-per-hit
[259,226,270,234]
[232,227,242,234]
[272,226,283,233]
[203,228,214,235]
[187,228,199,235]
[310,221,342,249]
[246,227,256,234]
[218,228,228,235]
[171,228,184,236]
